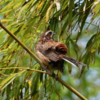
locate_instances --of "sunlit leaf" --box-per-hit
[28,80,32,87]
[46,3,55,22]
[93,2,100,13]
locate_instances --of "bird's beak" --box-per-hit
[53,32,56,35]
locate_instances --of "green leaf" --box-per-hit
[93,2,100,13]
[70,38,80,51]
[68,0,74,26]
[0,70,25,90]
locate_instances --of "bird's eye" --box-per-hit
[48,32,52,34]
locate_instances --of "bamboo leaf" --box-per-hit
[70,38,80,51]
[28,80,32,87]
[1,19,11,22]
[46,3,54,22]
[0,70,26,90]
[13,2,22,9]
[18,4,28,20]
[68,0,74,26]
[93,2,100,13]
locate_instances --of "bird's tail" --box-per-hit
[61,55,87,68]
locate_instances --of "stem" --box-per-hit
[0,21,87,100]
[56,77,87,100]
[0,67,47,74]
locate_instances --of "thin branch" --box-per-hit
[56,77,87,100]
[0,67,47,74]
[0,21,87,100]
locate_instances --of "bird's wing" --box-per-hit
[38,47,59,62]
[42,41,68,54]
[35,41,60,62]
[36,41,68,62]
[35,44,50,66]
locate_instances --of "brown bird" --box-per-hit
[35,30,86,74]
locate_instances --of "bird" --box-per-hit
[35,30,87,74]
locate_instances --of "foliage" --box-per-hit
[0,0,100,100]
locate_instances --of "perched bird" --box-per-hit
[35,30,86,74]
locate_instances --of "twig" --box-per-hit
[0,67,47,74]
[56,77,87,100]
[0,21,87,100]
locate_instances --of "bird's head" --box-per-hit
[40,30,56,41]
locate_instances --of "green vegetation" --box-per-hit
[0,0,100,100]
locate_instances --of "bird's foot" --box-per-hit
[41,65,48,71]
[51,73,58,79]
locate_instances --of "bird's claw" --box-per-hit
[51,73,58,79]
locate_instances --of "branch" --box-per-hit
[0,67,47,74]
[0,21,87,100]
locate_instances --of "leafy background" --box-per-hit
[0,0,100,100]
